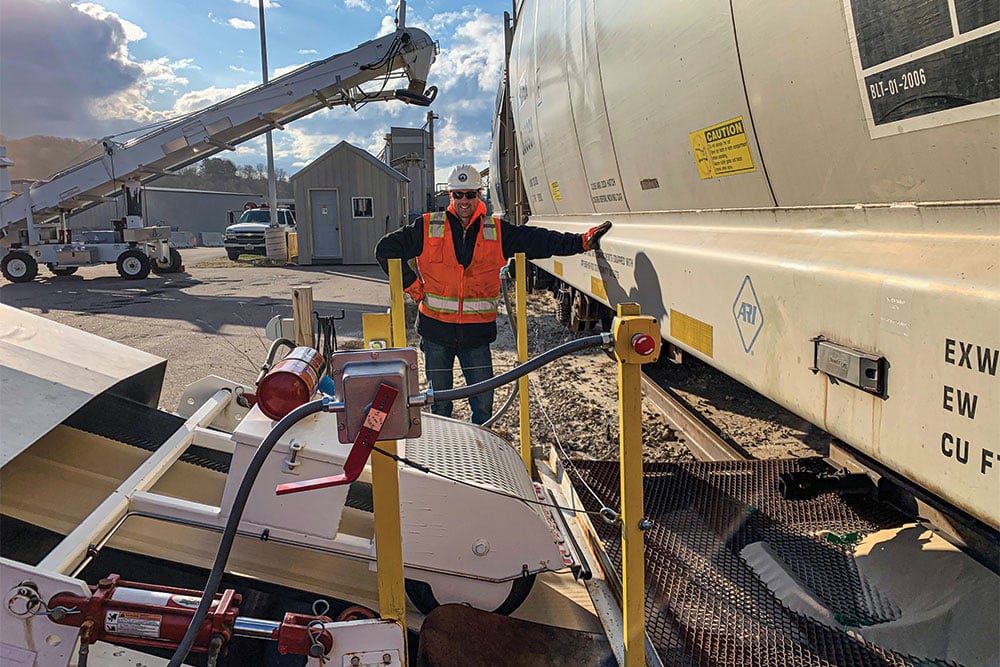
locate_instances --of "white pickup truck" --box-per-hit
[223,207,295,260]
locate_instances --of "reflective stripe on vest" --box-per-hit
[423,293,459,314]
[483,216,498,241]
[460,297,497,313]
[427,211,446,238]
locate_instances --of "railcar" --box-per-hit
[491,0,999,532]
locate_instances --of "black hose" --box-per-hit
[168,399,326,666]
[434,334,606,404]
[255,337,296,385]
[482,271,520,427]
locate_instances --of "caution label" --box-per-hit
[689,117,756,179]
[549,180,563,202]
[105,610,162,639]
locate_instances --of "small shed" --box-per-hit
[292,141,408,265]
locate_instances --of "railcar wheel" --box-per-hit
[404,574,535,616]
[151,247,182,274]
[2,251,38,283]
[116,250,151,280]
[47,264,79,276]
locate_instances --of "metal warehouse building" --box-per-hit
[291,141,408,265]
[66,187,264,247]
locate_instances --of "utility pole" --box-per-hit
[424,111,438,212]
[259,0,285,260]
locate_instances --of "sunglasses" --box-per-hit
[451,191,479,200]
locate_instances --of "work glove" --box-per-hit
[404,280,425,303]
[582,220,612,252]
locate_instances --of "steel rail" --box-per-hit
[639,372,749,462]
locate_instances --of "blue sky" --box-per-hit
[0,0,509,184]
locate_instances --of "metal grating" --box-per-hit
[570,458,944,667]
[405,415,534,500]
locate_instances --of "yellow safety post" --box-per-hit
[388,259,407,348]
[612,303,660,667]
[364,257,408,640]
[515,253,531,471]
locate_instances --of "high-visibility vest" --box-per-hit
[417,211,505,324]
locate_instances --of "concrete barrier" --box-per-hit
[170,231,195,248]
[200,232,224,247]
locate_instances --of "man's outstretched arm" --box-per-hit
[375,218,425,292]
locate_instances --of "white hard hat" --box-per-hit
[447,164,482,190]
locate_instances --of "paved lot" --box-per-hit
[0,248,394,411]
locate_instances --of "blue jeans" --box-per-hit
[420,338,494,424]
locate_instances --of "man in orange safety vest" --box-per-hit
[375,164,611,424]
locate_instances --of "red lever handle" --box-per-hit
[275,383,399,496]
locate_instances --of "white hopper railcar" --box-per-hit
[491,0,999,531]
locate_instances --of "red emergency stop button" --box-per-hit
[631,333,656,356]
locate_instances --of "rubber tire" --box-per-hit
[2,251,38,283]
[47,263,79,277]
[334,605,377,622]
[226,248,242,261]
[151,247,182,274]
[404,575,536,617]
[116,249,151,280]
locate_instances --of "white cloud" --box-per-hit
[75,3,147,43]
[434,116,489,162]
[171,82,257,115]
[228,17,256,30]
[229,65,251,73]
[426,9,504,94]
[345,0,373,11]
[274,124,342,168]
[273,62,310,78]
[142,57,198,88]
[377,15,396,37]
[231,0,281,8]
[298,49,319,55]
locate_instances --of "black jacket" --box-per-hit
[375,209,585,347]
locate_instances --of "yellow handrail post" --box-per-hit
[388,259,407,348]
[612,303,660,667]
[365,258,408,643]
[515,253,531,472]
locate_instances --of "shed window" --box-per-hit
[352,197,374,219]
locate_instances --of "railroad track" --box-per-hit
[639,371,748,462]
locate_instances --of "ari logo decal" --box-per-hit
[733,275,763,353]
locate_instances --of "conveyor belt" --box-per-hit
[65,392,231,472]
[570,458,936,667]
[63,392,377,512]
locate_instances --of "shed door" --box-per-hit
[310,189,341,259]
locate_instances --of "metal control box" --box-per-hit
[812,338,887,397]
[56,248,95,264]
[329,348,421,444]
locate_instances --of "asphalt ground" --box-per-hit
[0,247,393,411]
